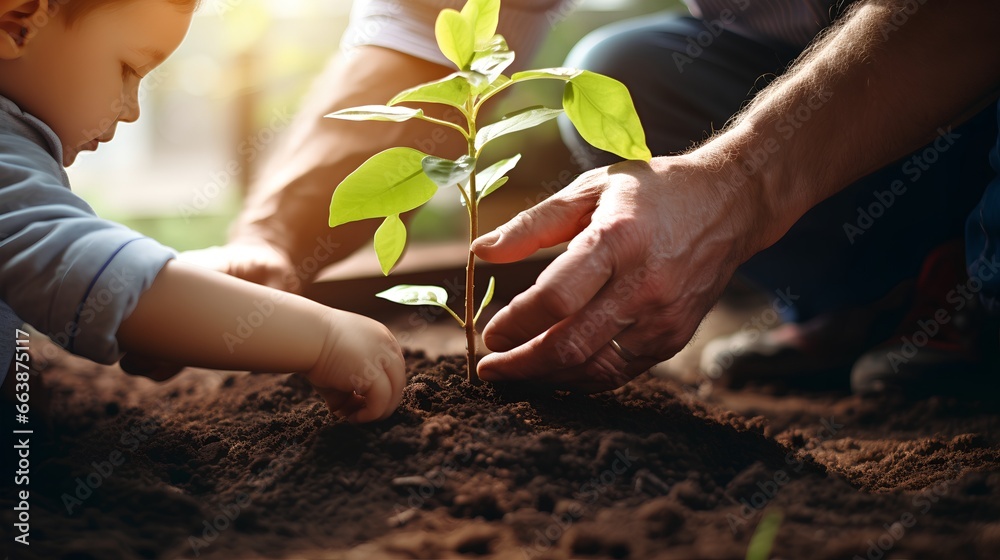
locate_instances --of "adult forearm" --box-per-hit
[697,0,1000,258]
[230,46,468,281]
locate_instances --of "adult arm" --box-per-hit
[127,45,466,378]
[208,46,466,291]
[191,0,567,290]
[472,0,1000,391]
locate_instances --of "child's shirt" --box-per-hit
[0,95,176,382]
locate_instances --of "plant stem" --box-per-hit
[466,179,479,383]
[465,99,480,384]
[473,79,515,114]
[414,114,469,138]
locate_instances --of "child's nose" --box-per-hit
[119,91,141,123]
[119,103,140,123]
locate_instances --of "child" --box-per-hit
[0,0,406,423]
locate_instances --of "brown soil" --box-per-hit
[3,343,1000,560]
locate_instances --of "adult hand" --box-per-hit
[472,155,762,392]
[471,0,1000,395]
[178,241,302,293]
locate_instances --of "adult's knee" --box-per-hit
[564,19,662,94]
[559,15,739,164]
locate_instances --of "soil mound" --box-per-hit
[3,351,999,559]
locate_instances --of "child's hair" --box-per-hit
[59,0,200,26]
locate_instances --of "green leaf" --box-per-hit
[564,70,652,162]
[476,177,507,202]
[470,35,514,85]
[477,33,509,54]
[459,70,490,96]
[388,74,471,108]
[325,105,424,122]
[421,155,476,188]
[475,106,563,151]
[461,0,500,50]
[435,8,475,70]
[470,51,514,86]
[376,285,450,307]
[474,276,496,323]
[511,67,582,83]
[746,510,783,560]
[476,153,521,201]
[329,147,438,228]
[477,74,511,101]
[374,214,406,276]
[377,284,464,325]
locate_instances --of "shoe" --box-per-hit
[699,300,905,391]
[850,241,995,397]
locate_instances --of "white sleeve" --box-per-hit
[342,0,572,70]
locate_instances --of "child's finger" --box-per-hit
[383,351,406,419]
[319,390,365,419]
[319,390,351,413]
[341,393,367,417]
[349,371,393,423]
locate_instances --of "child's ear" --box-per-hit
[0,0,48,60]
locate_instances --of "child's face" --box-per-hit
[11,2,192,165]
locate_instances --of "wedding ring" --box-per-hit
[609,338,638,362]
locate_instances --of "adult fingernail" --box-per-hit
[474,231,501,250]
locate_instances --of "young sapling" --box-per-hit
[326,0,651,382]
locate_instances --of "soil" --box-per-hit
[3,336,1000,560]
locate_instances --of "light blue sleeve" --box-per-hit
[0,134,176,365]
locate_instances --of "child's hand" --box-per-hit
[117,260,405,422]
[306,309,406,423]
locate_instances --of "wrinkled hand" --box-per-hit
[473,155,758,392]
[179,241,302,293]
[308,309,406,422]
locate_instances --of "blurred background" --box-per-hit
[67,0,679,252]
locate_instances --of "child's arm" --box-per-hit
[117,260,406,423]
[0,136,402,421]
